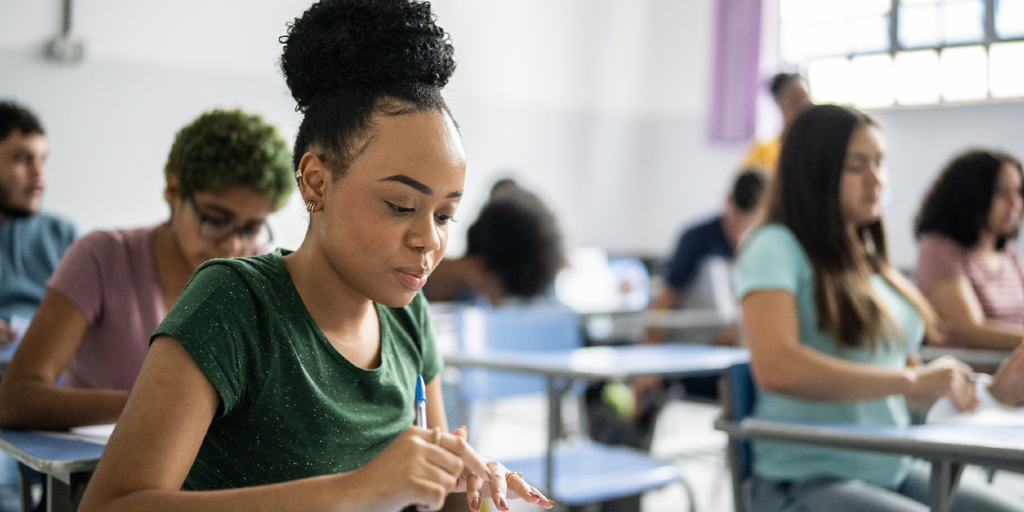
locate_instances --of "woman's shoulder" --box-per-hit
[741,223,806,259]
[191,250,287,294]
[917,233,967,256]
[70,225,155,254]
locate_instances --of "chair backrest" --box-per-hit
[721,363,755,479]
[457,306,583,403]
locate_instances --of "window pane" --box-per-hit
[940,45,989,101]
[851,15,891,53]
[850,54,896,108]
[808,57,852,104]
[942,0,985,44]
[895,50,941,104]
[996,0,1024,38]
[851,0,893,17]
[900,4,941,48]
[990,42,1024,98]
[901,0,938,5]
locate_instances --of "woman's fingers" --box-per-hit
[464,470,484,511]
[486,462,509,511]
[436,430,493,481]
[504,471,555,509]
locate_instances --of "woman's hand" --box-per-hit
[452,426,555,512]
[988,344,1024,406]
[352,426,493,512]
[906,356,978,412]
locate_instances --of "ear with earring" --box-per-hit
[297,169,317,212]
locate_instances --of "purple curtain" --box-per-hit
[708,0,762,144]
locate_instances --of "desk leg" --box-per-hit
[45,473,90,512]
[928,460,964,512]
[45,476,70,512]
[545,375,570,497]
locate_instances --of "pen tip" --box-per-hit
[416,374,426,401]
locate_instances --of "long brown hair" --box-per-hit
[765,104,938,348]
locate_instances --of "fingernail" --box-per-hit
[472,498,480,510]
[500,498,508,509]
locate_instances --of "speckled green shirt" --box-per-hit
[152,249,443,490]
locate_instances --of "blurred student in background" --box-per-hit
[0,101,77,511]
[0,109,293,431]
[644,169,765,347]
[915,150,1024,350]
[426,179,564,306]
[0,101,77,356]
[736,104,1023,512]
[742,73,813,175]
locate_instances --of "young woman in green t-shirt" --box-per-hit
[79,2,555,512]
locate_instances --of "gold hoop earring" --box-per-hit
[306,200,317,212]
[294,169,303,180]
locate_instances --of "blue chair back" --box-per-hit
[726,363,755,479]
[457,306,582,403]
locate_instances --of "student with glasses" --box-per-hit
[0,109,293,430]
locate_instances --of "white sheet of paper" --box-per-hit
[926,376,1024,426]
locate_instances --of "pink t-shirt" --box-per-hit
[48,227,164,390]
[916,234,1024,345]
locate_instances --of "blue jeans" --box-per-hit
[751,461,1024,512]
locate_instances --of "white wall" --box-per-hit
[0,0,745,258]
[4,0,1019,266]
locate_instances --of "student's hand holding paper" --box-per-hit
[907,356,978,412]
[989,344,1024,406]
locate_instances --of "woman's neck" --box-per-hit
[975,230,1000,254]
[152,223,198,312]
[284,240,377,336]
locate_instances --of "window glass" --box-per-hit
[940,45,989,101]
[942,0,985,44]
[894,50,941,104]
[807,57,852,104]
[996,0,1024,38]
[900,3,941,48]
[850,54,896,108]
[989,42,1024,98]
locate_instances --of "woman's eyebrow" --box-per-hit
[379,174,463,198]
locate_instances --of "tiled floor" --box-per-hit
[475,396,1024,512]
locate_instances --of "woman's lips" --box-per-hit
[395,268,428,291]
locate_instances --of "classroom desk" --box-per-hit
[919,346,1010,368]
[0,429,107,512]
[581,309,732,345]
[713,417,1024,512]
[444,345,749,492]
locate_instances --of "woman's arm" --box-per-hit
[0,289,128,429]
[80,336,502,512]
[743,289,976,408]
[925,276,1024,350]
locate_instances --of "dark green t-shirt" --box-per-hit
[152,249,443,490]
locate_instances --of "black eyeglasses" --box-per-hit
[185,195,273,245]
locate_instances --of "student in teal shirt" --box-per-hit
[734,104,1024,512]
[79,2,554,512]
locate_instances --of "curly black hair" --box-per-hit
[280,0,456,173]
[467,186,564,298]
[0,101,44,141]
[915,149,1024,250]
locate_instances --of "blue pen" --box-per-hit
[414,374,428,428]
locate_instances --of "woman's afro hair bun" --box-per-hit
[281,0,456,111]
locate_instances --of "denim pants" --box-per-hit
[750,461,1024,512]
